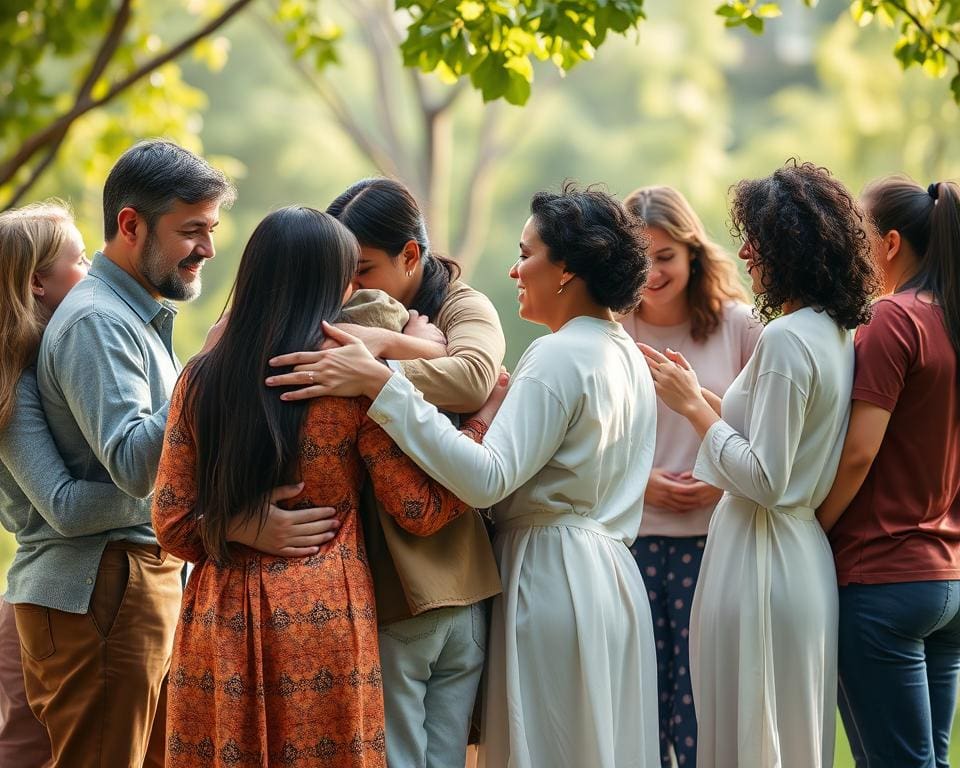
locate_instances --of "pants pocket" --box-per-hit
[470,602,488,652]
[382,611,440,644]
[14,604,55,662]
[90,550,131,638]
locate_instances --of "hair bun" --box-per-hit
[928,182,940,200]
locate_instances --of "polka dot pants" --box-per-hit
[629,535,706,768]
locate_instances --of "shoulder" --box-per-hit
[44,295,142,354]
[752,314,817,378]
[720,300,758,329]
[435,281,504,340]
[855,294,921,353]
[342,289,409,333]
[863,294,917,330]
[440,280,496,314]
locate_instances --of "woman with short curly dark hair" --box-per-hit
[640,161,880,767]
[275,183,662,766]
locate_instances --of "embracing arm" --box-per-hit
[151,377,205,563]
[356,405,473,537]
[367,371,566,509]
[0,372,150,537]
[395,289,505,412]
[694,370,807,510]
[816,400,890,532]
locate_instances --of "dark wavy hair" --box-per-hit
[181,207,358,563]
[530,182,649,313]
[730,160,881,329]
[327,178,460,319]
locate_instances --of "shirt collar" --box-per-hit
[88,252,178,325]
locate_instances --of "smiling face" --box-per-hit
[641,226,693,314]
[137,198,221,301]
[34,223,90,312]
[509,216,566,328]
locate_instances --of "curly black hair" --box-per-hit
[530,181,649,314]
[730,160,881,329]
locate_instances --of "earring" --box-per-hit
[405,270,413,277]
[556,281,567,295]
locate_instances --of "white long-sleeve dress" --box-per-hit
[690,307,852,768]
[367,316,660,768]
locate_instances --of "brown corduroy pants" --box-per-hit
[14,543,182,768]
[0,597,52,768]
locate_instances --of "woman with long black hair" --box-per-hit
[151,206,473,767]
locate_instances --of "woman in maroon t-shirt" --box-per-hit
[819,177,960,767]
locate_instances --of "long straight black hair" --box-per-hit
[864,177,960,375]
[326,178,460,319]
[182,206,359,563]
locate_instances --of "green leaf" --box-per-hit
[755,4,782,19]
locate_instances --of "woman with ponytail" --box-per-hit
[819,178,960,767]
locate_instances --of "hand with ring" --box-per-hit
[266,322,394,401]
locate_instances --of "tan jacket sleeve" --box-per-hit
[397,282,506,413]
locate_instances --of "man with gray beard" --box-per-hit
[24,140,233,768]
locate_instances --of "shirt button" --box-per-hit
[372,412,389,425]
[86,577,94,585]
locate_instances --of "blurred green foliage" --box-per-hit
[716,0,960,105]
[3,1,960,759]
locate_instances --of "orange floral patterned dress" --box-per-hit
[152,380,471,768]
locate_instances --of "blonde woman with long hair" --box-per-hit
[620,186,760,767]
[0,202,144,768]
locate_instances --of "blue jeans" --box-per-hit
[838,580,960,768]
[379,603,487,768]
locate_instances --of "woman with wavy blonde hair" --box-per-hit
[0,201,143,768]
[620,185,761,768]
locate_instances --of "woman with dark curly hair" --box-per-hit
[640,161,880,767]
[818,177,960,767]
[269,184,661,767]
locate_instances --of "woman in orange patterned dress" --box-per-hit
[152,207,474,767]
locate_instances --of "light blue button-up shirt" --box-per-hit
[4,252,185,611]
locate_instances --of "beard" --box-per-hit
[140,230,203,302]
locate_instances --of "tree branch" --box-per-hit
[886,0,960,65]
[0,0,255,189]
[352,1,411,183]
[256,5,401,177]
[452,103,506,273]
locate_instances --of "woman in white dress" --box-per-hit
[269,184,661,767]
[639,162,881,768]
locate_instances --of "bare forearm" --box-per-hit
[682,398,721,439]
[817,457,872,532]
[701,388,722,416]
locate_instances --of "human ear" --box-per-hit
[30,272,45,298]
[116,207,141,246]
[401,240,421,273]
